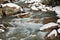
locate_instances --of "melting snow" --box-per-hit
[40,22,58,30]
[47,29,57,37]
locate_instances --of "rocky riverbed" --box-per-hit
[0,0,60,40]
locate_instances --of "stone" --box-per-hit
[0,0,6,4]
[0,8,3,18]
[45,30,57,40]
[40,22,58,32]
[42,17,57,24]
[15,12,32,18]
[31,6,39,11]
[53,6,60,15]
[3,6,19,16]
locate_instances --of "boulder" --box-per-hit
[40,22,58,32]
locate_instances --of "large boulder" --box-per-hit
[2,3,23,16]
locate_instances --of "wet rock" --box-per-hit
[0,0,6,4]
[45,30,57,40]
[14,12,32,18]
[40,22,58,32]
[0,8,3,18]
[1,3,24,16]
[3,6,19,16]
[0,24,7,33]
[41,17,57,24]
[9,0,19,3]
[27,19,41,23]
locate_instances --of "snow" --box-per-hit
[1,3,20,9]
[47,29,57,37]
[0,29,5,32]
[41,9,47,12]
[31,6,39,11]
[57,19,60,23]
[56,15,60,18]
[46,7,54,11]
[37,6,43,9]
[25,0,42,3]
[53,6,60,15]
[21,12,30,15]
[0,39,2,40]
[58,28,60,33]
[40,22,58,30]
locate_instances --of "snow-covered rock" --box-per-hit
[47,29,57,37]
[37,6,43,9]
[31,6,39,11]
[40,22,58,31]
[1,3,24,16]
[0,39,2,40]
[25,0,42,4]
[0,8,3,18]
[1,3,20,9]
[57,19,60,27]
[14,12,32,18]
[57,19,60,23]
[46,7,54,11]
[53,6,60,15]
[56,15,60,18]
[0,29,5,33]
[57,28,60,33]
[41,9,47,12]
